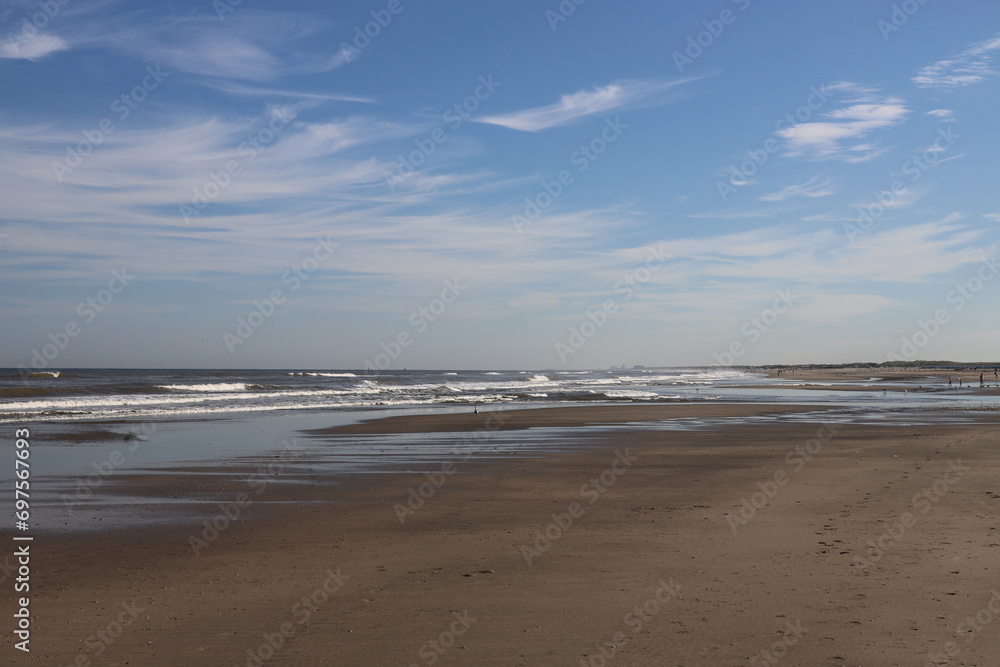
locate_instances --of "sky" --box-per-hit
[1,0,1000,370]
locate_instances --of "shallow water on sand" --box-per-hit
[5,367,1000,533]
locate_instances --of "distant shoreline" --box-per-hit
[743,360,1000,371]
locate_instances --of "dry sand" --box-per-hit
[7,403,1000,666]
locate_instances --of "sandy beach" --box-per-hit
[7,398,1000,667]
[762,367,1000,392]
[739,367,1000,398]
[9,0,1000,661]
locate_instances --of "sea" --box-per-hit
[2,366,996,424]
[1,367,759,423]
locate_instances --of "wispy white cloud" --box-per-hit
[550,223,987,335]
[104,12,351,81]
[507,294,562,309]
[0,32,68,60]
[2,8,350,81]
[0,0,104,60]
[792,293,898,321]
[660,221,982,287]
[0,109,405,229]
[658,227,819,260]
[474,78,698,132]
[207,82,374,104]
[842,221,981,282]
[0,105,614,299]
[685,208,780,219]
[926,109,955,120]
[983,213,1000,222]
[913,34,1000,88]
[775,83,908,161]
[759,176,834,202]
[0,99,990,350]
[801,213,854,223]
[852,186,922,212]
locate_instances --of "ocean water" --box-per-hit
[0,367,760,423]
[3,366,997,425]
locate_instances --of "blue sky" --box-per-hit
[2,0,1000,370]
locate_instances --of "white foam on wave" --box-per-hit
[2,367,767,425]
[405,375,586,394]
[642,369,753,385]
[0,395,459,423]
[3,385,387,415]
[159,383,250,393]
[288,372,357,377]
[595,389,659,399]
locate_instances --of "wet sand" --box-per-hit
[8,403,1000,666]
[762,366,1000,394]
[304,402,820,434]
